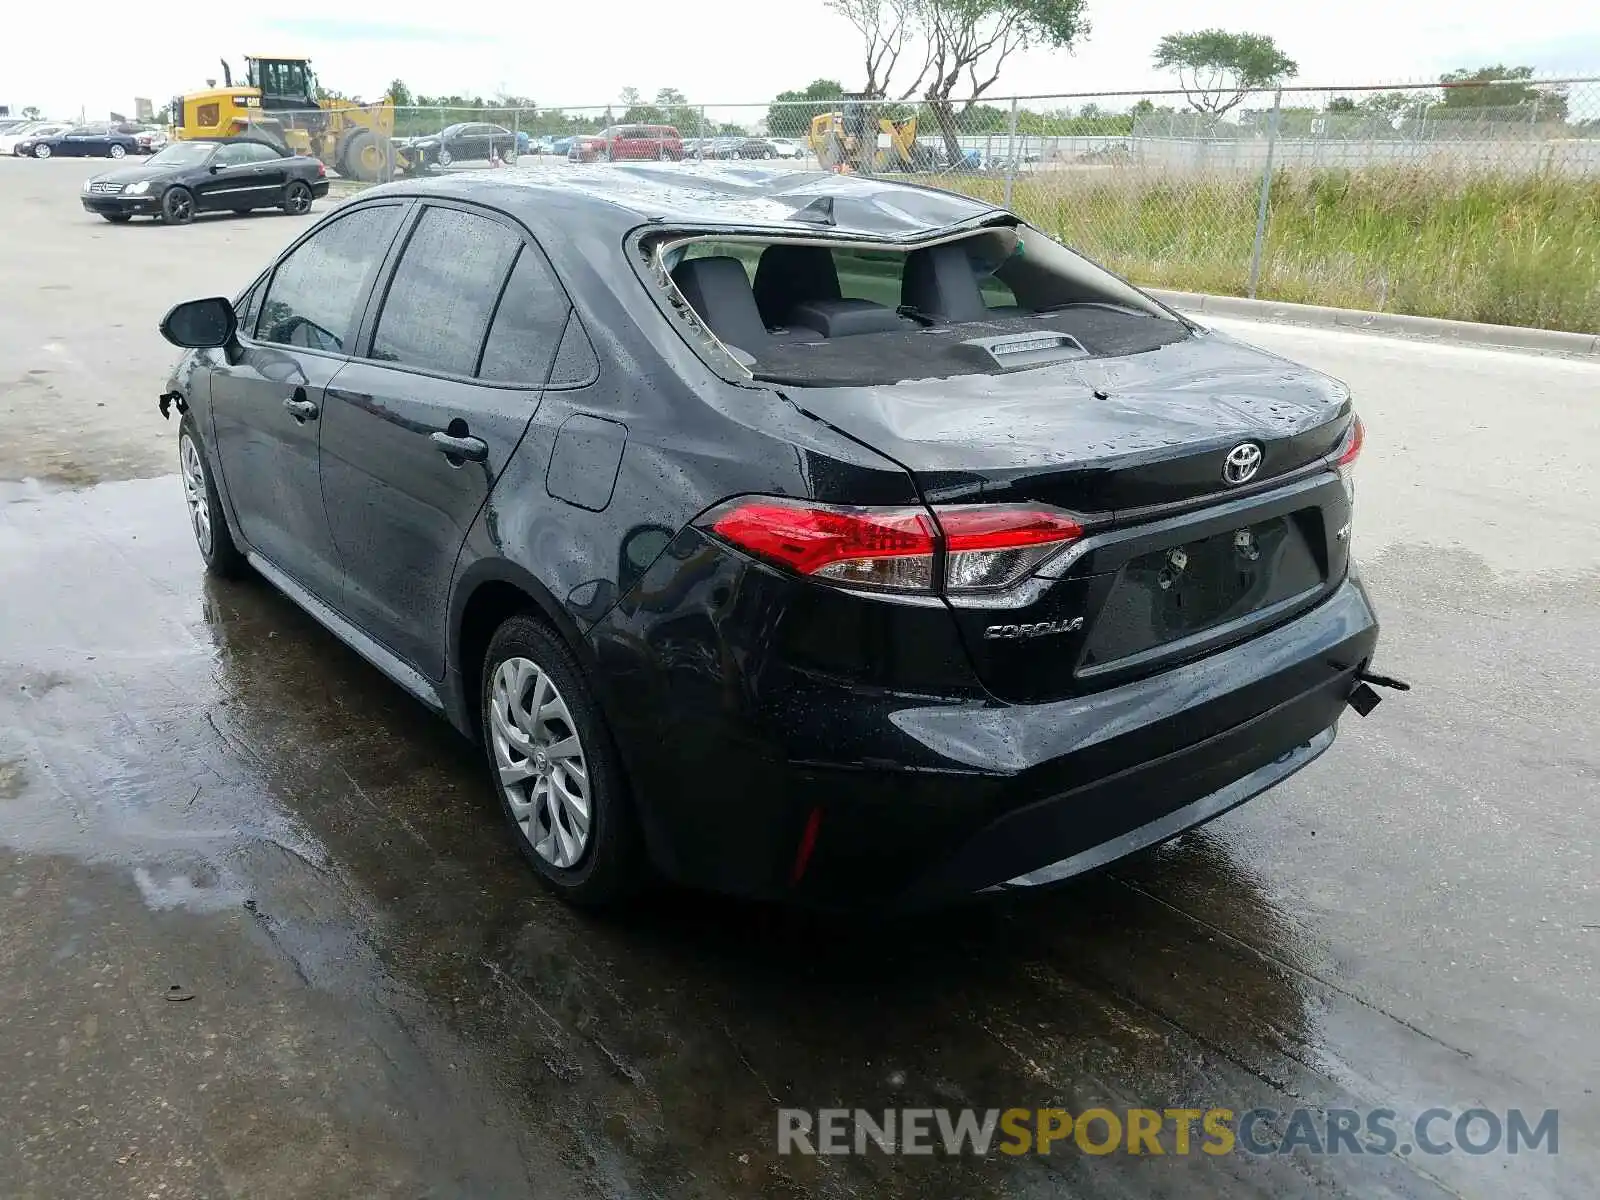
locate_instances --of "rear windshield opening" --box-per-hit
[656,227,1190,387]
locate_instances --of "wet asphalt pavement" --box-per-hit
[2,157,1598,1198]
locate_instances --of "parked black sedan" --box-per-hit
[398,122,518,169]
[21,123,142,159]
[153,167,1386,911]
[81,138,329,224]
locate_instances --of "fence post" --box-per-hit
[1003,96,1019,207]
[698,104,706,146]
[1247,88,1283,299]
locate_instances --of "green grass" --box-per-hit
[932,166,1600,334]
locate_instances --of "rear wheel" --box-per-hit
[280,180,313,216]
[101,213,132,224]
[108,143,126,159]
[159,186,194,225]
[438,147,454,167]
[481,616,644,906]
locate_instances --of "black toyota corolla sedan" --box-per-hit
[82,138,328,224]
[155,166,1389,910]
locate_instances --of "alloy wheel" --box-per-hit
[489,656,592,868]
[179,434,212,556]
[284,183,311,214]
[109,144,125,158]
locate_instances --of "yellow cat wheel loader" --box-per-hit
[171,56,409,182]
[807,95,939,174]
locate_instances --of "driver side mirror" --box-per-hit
[160,297,237,349]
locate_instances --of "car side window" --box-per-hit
[369,207,521,377]
[213,143,251,167]
[257,204,403,353]
[243,142,282,163]
[478,244,572,385]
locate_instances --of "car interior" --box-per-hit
[660,227,1192,386]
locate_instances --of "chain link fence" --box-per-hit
[237,76,1599,331]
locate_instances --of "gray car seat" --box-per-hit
[753,245,842,328]
[901,242,993,323]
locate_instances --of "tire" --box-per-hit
[33,143,51,159]
[481,615,644,906]
[438,147,453,167]
[337,130,383,182]
[101,213,132,224]
[280,180,313,216]
[159,186,194,225]
[178,420,245,578]
[108,143,126,159]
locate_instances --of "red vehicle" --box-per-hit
[569,124,684,162]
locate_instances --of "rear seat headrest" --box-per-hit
[670,256,769,354]
[902,242,989,323]
[753,245,842,327]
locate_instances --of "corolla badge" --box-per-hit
[1223,442,1264,485]
[983,617,1085,640]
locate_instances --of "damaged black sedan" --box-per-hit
[156,166,1390,910]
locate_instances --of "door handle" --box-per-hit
[430,431,488,462]
[283,394,319,421]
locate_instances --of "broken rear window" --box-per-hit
[656,227,1189,387]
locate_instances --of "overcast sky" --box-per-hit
[5,0,1598,120]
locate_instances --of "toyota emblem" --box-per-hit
[1222,442,1263,486]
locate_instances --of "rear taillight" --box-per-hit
[701,497,1082,595]
[1334,415,1363,498]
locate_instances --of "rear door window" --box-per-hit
[477,244,572,385]
[369,206,521,377]
[257,204,405,353]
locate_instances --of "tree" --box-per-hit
[388,78,413,107]
[22,105,41,120]
[1152,30,1297,119]
[766,78,848,139]
[1438,65,1567,122]
[826,0,930,100]
[920,0,1091,162]
[1327,96,1355,112]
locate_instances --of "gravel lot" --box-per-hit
[1,151,1596,1199]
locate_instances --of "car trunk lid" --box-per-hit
[781,330,1356,702]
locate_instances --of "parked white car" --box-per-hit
[765,137,808,159]
[1,122,70,155]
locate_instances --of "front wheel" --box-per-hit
[280,180,313,216]
[481,616,644,906]
[438,147,453,167]
[108,143,126,159]
[179,422,245,577]
[33,143,51,159]
[159,186,194,225]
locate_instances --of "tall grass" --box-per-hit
[933,166,1600,334]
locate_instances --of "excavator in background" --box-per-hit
[170,56,408,181]
[807,95,939,174]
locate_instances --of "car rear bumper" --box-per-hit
[611,568,1380,909]
[80,195,158,216]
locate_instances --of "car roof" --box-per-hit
[359,164,998,240]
